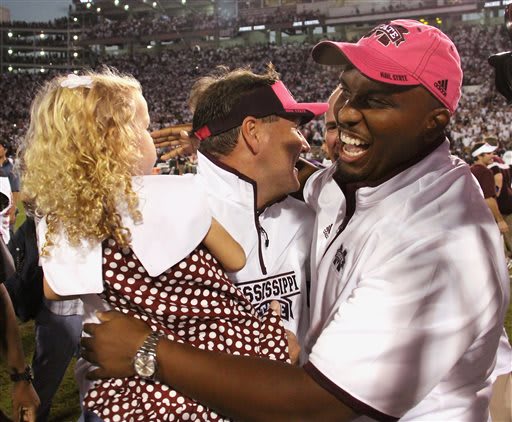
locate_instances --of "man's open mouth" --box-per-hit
[340,133,369,158]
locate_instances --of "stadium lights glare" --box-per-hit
[40,33,45,39]
[7,49,12,55]
[40,51,45,56]
[40,68,45,73]
[13,123,16,127]
[73,52,79,57]
[7,32,12,38]
[124,4,130,10]
[74,17,78,22]
[97,7,101,12]
[86,3,91,8]
[74,70,79,74]
[147,45,152,49]
[152,2,157,7]
[114,0,119,5]
[8,66,13,72]
[182,0,186,4]
[73,35,79,40]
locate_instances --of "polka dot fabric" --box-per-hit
[84,238,289,421]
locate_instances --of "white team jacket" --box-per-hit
[197,152,314,337]
[303,140,509,422]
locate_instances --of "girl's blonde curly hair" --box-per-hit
[18,68,145,254]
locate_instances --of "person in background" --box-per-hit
[470,142,509,234]
[0,183,40,422]
[0,140,20,235]
[321,86,341,166]
[5,216,84,422]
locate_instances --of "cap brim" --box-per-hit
[312,40,420,87]
[312,41,352,66]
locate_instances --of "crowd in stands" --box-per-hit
[1,22,512,166]
[2,17,70,30]
[81,8,320,40]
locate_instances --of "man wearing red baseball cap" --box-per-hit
[82,21,508,422]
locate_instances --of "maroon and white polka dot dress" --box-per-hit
[84,238,289,421]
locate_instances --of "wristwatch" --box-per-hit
[10,365,33,383]
[133,331,163,380]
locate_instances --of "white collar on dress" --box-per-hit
[39,174,211,295]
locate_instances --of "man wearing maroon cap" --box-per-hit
[81,21,508,421]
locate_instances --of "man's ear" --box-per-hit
[423,108,450,140]
[240,116,260,155]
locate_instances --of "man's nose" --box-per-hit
[298,131,311,153]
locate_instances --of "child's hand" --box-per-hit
[270,301,301,365]
[151,124,199,161]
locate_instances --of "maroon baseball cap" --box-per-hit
[194,80,328,140]
[312,19,463,113]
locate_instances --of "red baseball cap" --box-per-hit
[312,19,462,113]
[194,80,328,141]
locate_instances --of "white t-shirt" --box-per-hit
[302,141,509,421]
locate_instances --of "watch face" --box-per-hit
[134,354,156,378]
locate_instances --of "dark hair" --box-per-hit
[470,142,486,156]
[190,64,280,157]
[0,140,10,153]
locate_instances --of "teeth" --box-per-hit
[344,149,364,157]
[340,134,368,146]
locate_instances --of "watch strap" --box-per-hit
[138,331,163,356]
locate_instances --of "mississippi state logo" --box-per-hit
[364,23,409,47]
[332,244,347,273]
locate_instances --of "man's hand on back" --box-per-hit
[81,311,151,380]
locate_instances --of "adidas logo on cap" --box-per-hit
[434,79,448,97]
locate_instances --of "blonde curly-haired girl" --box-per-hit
[19,69,288,421]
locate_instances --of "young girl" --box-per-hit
[18,69,288,421]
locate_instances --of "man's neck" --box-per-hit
[210,153,280,212]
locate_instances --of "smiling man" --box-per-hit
[82,21,509,422]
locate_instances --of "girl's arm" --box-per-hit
[43,277,80,301]
[202,218,246,273]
